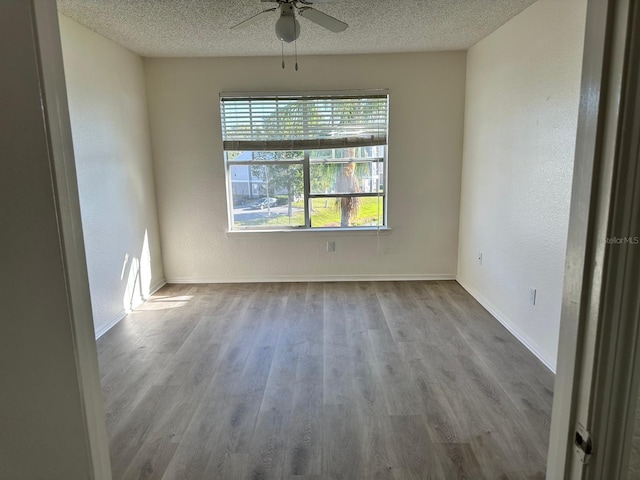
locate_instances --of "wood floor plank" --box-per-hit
[199,326,278,477]
[300,282,324,357]
[322,283,354,407]
[354,282,391,332]
[101,351,169,435]
[163,363,254,479]
[97,281,554,479]
[251,283,291,349]
[285,354,323,477]
[503,379,552,448]
[350,331,388,415]
[159,398,220,478]
[322,342,351,406]
[374,282,422,343]
[245,406,291,480]
[153,342,222,391]
[161,386,231,479]
[468,431,541,480]
[259,323,300,415]
[120,433,179,480]
[204,453,248,480]
[322,403,360,480]
[244,295,304,480]
[109,385,187,479]
[439,443,486,480]
[223,345,276,455]
[388,415,449,480]
[371,347,425,416]
[353,411,396,479]
[323,282,349,348]
[403,354,464,444]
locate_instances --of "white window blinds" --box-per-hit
[220,91,388,151]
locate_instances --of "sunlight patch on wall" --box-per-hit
[122,230,153,313]
[140,230,152,297]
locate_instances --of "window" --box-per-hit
[220,91,389,231]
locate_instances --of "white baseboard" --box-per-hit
[456,278,556,374]
[94,279,166,339]
[94,310,127,339]
[150,279,167,293]
[165,274,456,284]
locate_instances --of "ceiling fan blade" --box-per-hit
[298,0,336,4]
[231,8,277,30]
[298,7,348,33]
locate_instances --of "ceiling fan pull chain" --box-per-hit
[281,40,285,69]
[294,18,299,71]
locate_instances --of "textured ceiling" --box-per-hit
[57,0,537,57]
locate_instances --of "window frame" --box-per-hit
[220,90,389,232]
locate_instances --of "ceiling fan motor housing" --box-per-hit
[275,3,301,42]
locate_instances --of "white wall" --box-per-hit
[59,15,165,337]
[144,52,466,282]
[457,0,587,371]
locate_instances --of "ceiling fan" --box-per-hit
[231,0,348,43]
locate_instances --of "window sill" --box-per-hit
[225,227,392,238]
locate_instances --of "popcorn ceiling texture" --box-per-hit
[57,0,536,57]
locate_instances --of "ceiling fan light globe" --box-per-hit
[275,15,300,43]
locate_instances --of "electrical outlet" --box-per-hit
[327,241,335,252]
[478,253,483,265]
[529,288,537,305]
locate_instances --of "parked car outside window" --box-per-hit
[249,197,277,209]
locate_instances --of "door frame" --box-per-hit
[547,0,639,477]
[586,0,640,477]
[33,1,113,478]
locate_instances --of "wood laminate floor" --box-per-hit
[97,281,554,480]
